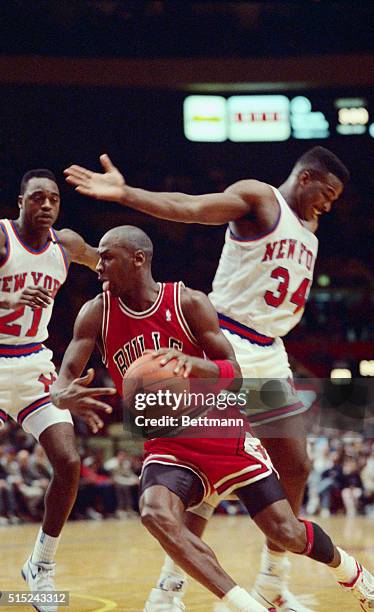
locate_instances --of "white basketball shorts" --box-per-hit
[222,329,309,426]
[0,342,73,440]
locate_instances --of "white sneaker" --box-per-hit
[144,588,185,611]
[251,586,314,610]
[21,555,57,612]
[339,562,374,611]
[252,553,314,611]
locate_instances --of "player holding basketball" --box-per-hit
[0,169,115,612]
[52,225,374,612]
[64,146,350,610]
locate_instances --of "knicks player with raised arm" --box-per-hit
[51,225,374,612]
[64,147,350,611]
[0,169,115,612]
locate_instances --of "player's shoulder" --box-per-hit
[0,220,7,247]
[179,285,211,312]
[75,293,104,333]
[54,227,86,253]
[225,178,274,198]
[0,219,9,261]
[78,293,104,318]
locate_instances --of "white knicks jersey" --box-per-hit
[209,187,319,338]
[0,219,68,345]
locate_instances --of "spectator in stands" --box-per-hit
[341,457,363,517]
[360,444,374,516]
[13,450,49,519]
[104,450,139,516]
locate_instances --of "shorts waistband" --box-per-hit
[217,313,275,346]
[0,342,44,357]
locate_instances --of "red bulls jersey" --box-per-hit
[101,281,273,496]
[101,281,204,395]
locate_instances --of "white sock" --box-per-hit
[223,586,267,611]
[329,547,359,585]
[157,555,187,594]
[32,528,60,564]
[258,545,289,580]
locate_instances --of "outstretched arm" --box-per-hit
[65,154,273,225]
[56,228,98,271]
[51,296,116,433]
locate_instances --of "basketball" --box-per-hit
[122,352,190,417]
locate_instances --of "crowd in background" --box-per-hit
[0,422,141,524]
[0,420,372,525]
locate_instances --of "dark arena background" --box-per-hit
[0,2,373,611]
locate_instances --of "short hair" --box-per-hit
[295,146,350,184]
[103,225,154,261]
[20,169,57,194]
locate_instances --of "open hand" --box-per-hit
[64,154,125,202]
[52,368,116,434]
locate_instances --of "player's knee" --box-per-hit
[52,450,80,481]
[267,514,305,552]
[141,503,180,542]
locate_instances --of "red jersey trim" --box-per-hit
[174,282,199,347]
[10,220,52,255]
[213,462,263,489]
[0,221,11,269]
[101,291,110,367]
[118,283,165,319]
[216,467,273,496]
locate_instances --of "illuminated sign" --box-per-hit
[227,95,290,142]
[182,93,371,142]
[183,96,227,142]
[360,360,374,376]
[335,97,368,135]
[290,96,329,139]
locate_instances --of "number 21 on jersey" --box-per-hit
[0,306,43,337]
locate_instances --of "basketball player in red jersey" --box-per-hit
[64,147,349,611]
[52,225,374,612]
[0,169,115,612]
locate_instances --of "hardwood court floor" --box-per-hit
[0,515,372,611]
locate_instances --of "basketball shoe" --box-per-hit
[251,553,314,611]
[21,555,57,612]
[144,588,185,611]
[338,562,374,611]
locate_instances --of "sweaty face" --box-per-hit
[96,240,134,296]
[20,178,60,229]
[297,171,343,222]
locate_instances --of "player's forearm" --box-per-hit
[118,186,199,223]
[50,356,86,407]
[190,356,242,390]
[119,186,230,225]
[50,370,76,406]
